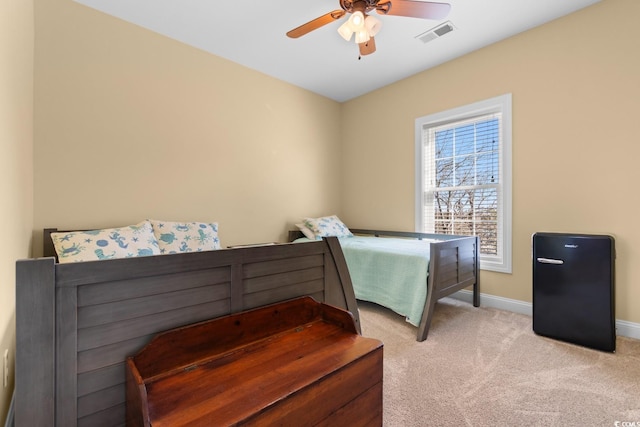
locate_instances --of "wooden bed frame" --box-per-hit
[289,228,480,342]
[15,230,359,427]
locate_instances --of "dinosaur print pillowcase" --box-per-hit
[149,220,220,254]
[51,221,160,263]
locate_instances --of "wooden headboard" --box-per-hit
[42,227,59,258]
[16,234,358,426]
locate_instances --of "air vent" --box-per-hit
[415,21,455,44]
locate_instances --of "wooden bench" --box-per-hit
[126,297,383,426]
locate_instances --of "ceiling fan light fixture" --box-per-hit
[349,11,365,29]
[364,15,382,37]
[338,11,370,42]
[338,20,354,41]
[354,29,370,44]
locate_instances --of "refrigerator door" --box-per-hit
[532,233,615,352]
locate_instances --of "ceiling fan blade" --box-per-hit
[286,10,346,38]
[376,1,451,20]
[359,37,376,56]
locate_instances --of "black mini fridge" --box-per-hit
[532,232,615,352]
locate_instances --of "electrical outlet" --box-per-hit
[3,349,8,388]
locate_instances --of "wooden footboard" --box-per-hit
[15,236,358,427]
[417,234,480,341]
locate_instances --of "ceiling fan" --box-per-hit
[286,0,451,57]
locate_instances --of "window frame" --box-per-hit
[415,94,512,273]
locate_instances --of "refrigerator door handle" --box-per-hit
[537,257,564,265]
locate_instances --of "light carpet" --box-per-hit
[358,298,640,427]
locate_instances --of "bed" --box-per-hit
[15,227,359,427]
[289,228,480,342]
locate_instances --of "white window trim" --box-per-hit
[415,94,512,273]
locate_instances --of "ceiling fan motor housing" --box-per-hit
[339,0,389,15]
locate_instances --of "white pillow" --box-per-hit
[149,220,220,254]
[51,221,160,263]
[295,223,316,240]
[302,215,353,239]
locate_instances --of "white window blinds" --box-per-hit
[415,94,512,273]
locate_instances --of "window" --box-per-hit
[415,94,512,273]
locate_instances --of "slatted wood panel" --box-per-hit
[16,238,358,427]
[432,238,478,296]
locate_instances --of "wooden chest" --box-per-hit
[126,297,383,426]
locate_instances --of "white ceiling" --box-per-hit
[74,0,600,102]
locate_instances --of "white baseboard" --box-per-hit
[450,290,640,341]
[615,319,640,341]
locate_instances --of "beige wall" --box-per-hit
[341,0,640,323]
[0,0,34,421]
[5,0,638,421]
[33,0,343,253]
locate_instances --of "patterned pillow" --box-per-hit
[51,221,160,263]
[295,223,316,240]
[149,220,220,254]
[302,215,353,239]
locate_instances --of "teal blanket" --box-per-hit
[297,236,433,326]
